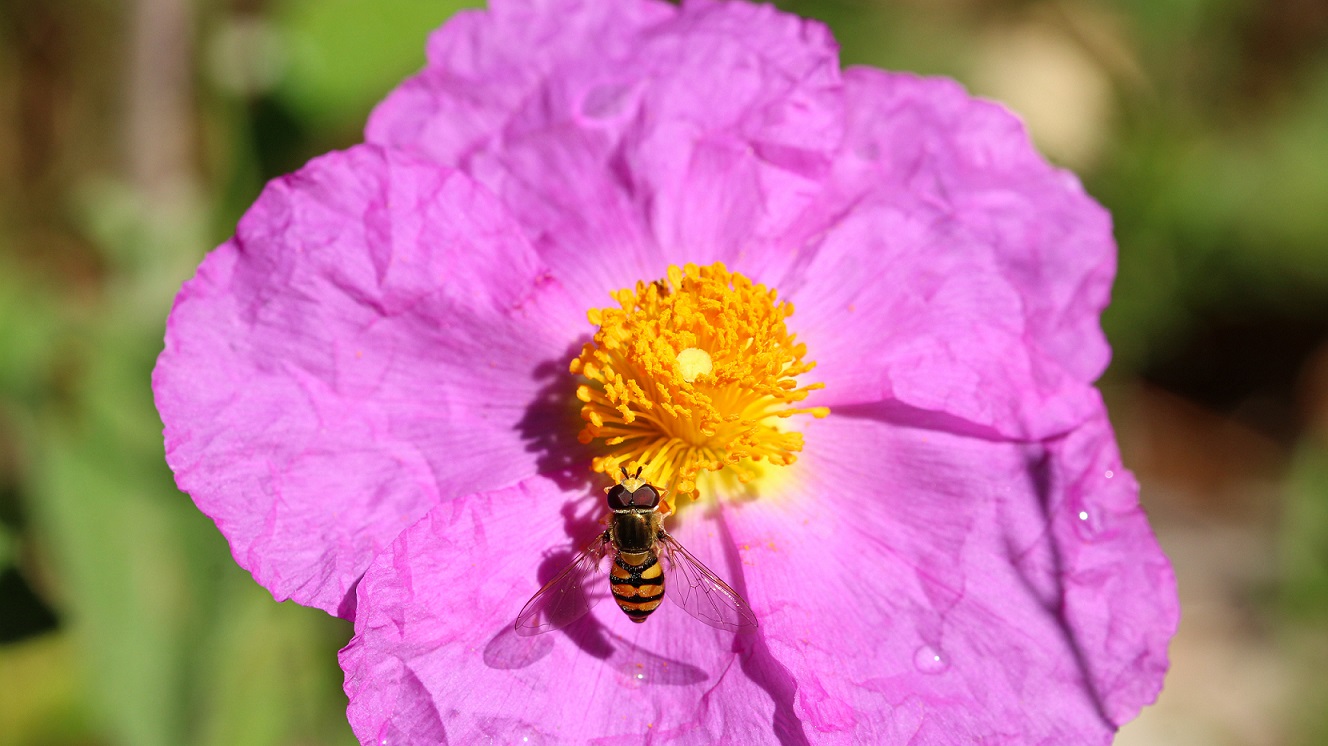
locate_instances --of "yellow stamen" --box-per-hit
[573,262,828,503]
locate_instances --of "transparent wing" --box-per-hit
[514,534,612,636]
[658,532,758,633]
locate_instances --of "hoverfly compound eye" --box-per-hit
[606,484,631,510]
[634,484,660,509]
[606,481,661,510]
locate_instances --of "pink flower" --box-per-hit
[153,0,1177,742]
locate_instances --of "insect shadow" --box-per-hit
[516,339,598,494]
[709,513,811,745]
[481,605,707,687]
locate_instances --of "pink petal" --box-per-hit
[342,478,805,744]
[766,69,1115,440]
[372,0,1112,441]
[773,198,1100,441]
[343,402,1175,743]
[367,0,674,168]
[369,0,843,302]
[152,145,584,616]
[716,403,1176,742]
[1047,409,1178,723]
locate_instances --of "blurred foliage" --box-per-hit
[1282,436,1328,619]
[276,0,481,127]
[0,1,476,743]
[1283,435,1328,746]
[0,0,1326,743]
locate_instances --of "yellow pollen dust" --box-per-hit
[570,262,828,503]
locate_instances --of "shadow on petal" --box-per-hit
[517,340,597,493]
[560,613,710,687]
[1018,448,1115,730]
[377,666,448,744]
[482,625,555,670]
[483,603,708,686]
[738,636,812,746]
[600,627,709,687]
[714,511,812,745]
[831,399,1007,442]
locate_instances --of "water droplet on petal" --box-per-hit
[913,645,949,674]
[1104,469,1114,479]
[1072,505,1106,540]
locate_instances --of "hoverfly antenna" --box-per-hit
[620,465,631,480]
[634,466,643,478]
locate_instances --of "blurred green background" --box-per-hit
[1,0,1326,744]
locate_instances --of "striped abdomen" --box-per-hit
[610,551,664,623]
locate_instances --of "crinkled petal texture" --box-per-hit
[342,405,1176,744]
[153,145,585,616]
[368,0,1112,440]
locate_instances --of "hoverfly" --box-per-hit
[514,468,758,635]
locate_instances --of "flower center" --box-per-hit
[571,262,827,505]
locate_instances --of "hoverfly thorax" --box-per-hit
[605,467,660,557]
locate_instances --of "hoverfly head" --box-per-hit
[605,466,659,510]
